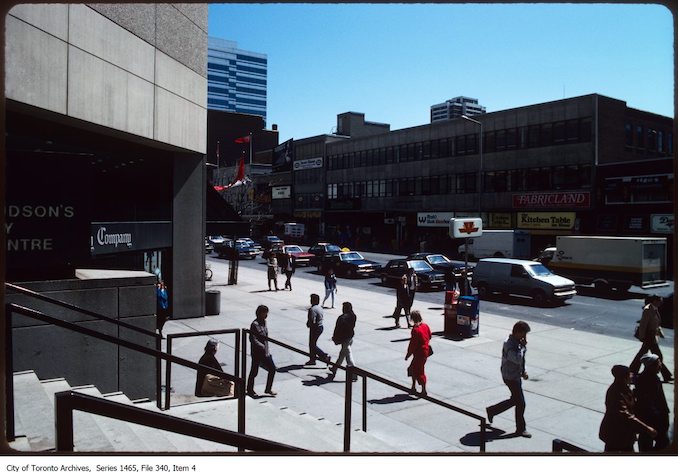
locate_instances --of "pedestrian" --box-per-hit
[457,268,471,296]
[629,295,673,382]
[306,294,331,366]
[634,354,670,451]
[246,305,277,397]
[444,269,457,292]
[283,253,296,291]
[486,320,532,438]
[329,301,357,381]
[267,254,279,291]
[599,365,656,452]
[195,340,228,397]
[392,275,412,328]
[405,310,432,396]
[322,268,337,308]
[156,280,170,333]
[405,267,418,310]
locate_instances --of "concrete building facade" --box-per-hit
[3,3,215,402]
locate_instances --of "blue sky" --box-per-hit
[208,3,673,142]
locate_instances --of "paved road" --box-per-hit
[209,249,674,343]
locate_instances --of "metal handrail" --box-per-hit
[343,365,487,452]
[55,390,302,452]
[552,439,587,452]
[5,282,163,409]
[164,329,241,410]
[5,303,246,446]
[241,329,486,452]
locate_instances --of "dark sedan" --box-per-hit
[308,242,343,269]
[326,251,382,278]
[379,259,446,290]
[407,253,468,276]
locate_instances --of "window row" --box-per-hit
[624,123,673,155]
[326,165,592,200]
[327,118,593,170]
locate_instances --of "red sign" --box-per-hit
[459,221,480,235]
[512,191,590,209]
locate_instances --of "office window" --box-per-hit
[506,128,518,149]
[580,118,592,142]
[455,135,466,156]
[486,171,508,192]
[496,130,506,150]
[430,175,440,195]
[423,141,431,160]
[466,134,478,154]
[527,125,540,147]
[647,129,658,152]
[327,184,337,200]
[658,131,664,153]
[366,180,373,198]
[540,123,552,146]
[636,125,644,148]
[526,167,551,190]
[456,173,476,194]
[566,119,579,142]
[553,121,566,143]
[509,169,525,191]
[624,123,633,146]
[485,131,496,152]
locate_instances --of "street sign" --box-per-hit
[449,217,483,239]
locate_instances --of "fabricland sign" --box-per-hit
[512,191,590,209]
[293,157,323,171]
[90,221,171,255]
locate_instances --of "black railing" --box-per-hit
[343,365,487,452]
[55,390,302,452]
[5,283,163,409]
[5,303,246,449]
[241,329,487,452]
[552,439,587,452]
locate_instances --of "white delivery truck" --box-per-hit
[458,230,531,260]
[283,222,305,240]
[537,236,668,291]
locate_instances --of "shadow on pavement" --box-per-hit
[367,393,420,405]
[459,426,510,446]
[301,374,335,387]
[277,364,307,373]
[575,286,646,301]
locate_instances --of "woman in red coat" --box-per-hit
[405,310,432,396]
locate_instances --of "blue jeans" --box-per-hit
[487,378,526,432]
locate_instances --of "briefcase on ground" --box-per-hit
[202,373,234,397]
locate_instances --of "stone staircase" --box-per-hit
[9,370,396,453]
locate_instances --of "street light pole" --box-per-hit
[461,115,483,219]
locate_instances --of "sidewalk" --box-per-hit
[162,259,674,453]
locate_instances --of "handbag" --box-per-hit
[201,373,234,397]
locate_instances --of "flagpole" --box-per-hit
[248,132,253,166]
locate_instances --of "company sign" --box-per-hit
[417,212,455,227]
[449,218,483,239]
[517,212,575,230]
[272,186,291,199]
[90,222,171,255]
[293,157,323,171]
[651,214,674,234]
[513,191,590,209]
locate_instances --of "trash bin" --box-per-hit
[205,290,221,316]
[456,295,479,338]
[443,290,460,337]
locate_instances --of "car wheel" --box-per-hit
[477,283,489,299]
[531,289,547,306]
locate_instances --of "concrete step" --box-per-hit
[13,371,62,451]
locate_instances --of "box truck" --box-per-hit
[537,236,667,291]
[458,230,531,260]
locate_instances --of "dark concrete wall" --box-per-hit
[7,274,157,400]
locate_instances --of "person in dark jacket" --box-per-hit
[282,253,296,291]
[195,340,223,396]
[246,305,277,397]
[329,301,357,381]
[392,275,412,328]
[322,268,338,308]
[635,354,670,451]
[630,295,673,382]
[599,364,656,452]
[486,321,532,438]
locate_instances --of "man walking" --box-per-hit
[246,305,277,397]
[306,294,331,366]
[405,267,418,312]
[392,275,412,328]
[486,320,532,438]
[329,301,357,381]
[282,253,296,290]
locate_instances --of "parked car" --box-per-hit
[471,258,576,306]
[379,259,446,290]
[205,238,214,254]
[308,242,343,269]
[207,235,226,247]
[326,251,382,278]
[281,245,314,266]
[216,239,257,259]
[238,238,262,255]
[407,253,468,276]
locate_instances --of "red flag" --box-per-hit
[234,135,251,144]
[215,158,251,191]
[213,185,225,191]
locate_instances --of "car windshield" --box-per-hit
[286,246,302,253]
[527,264,553,276]
[427,255,450,264]
[326,245,342,252]
[408,260,433,271]
[340,252,364,261]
